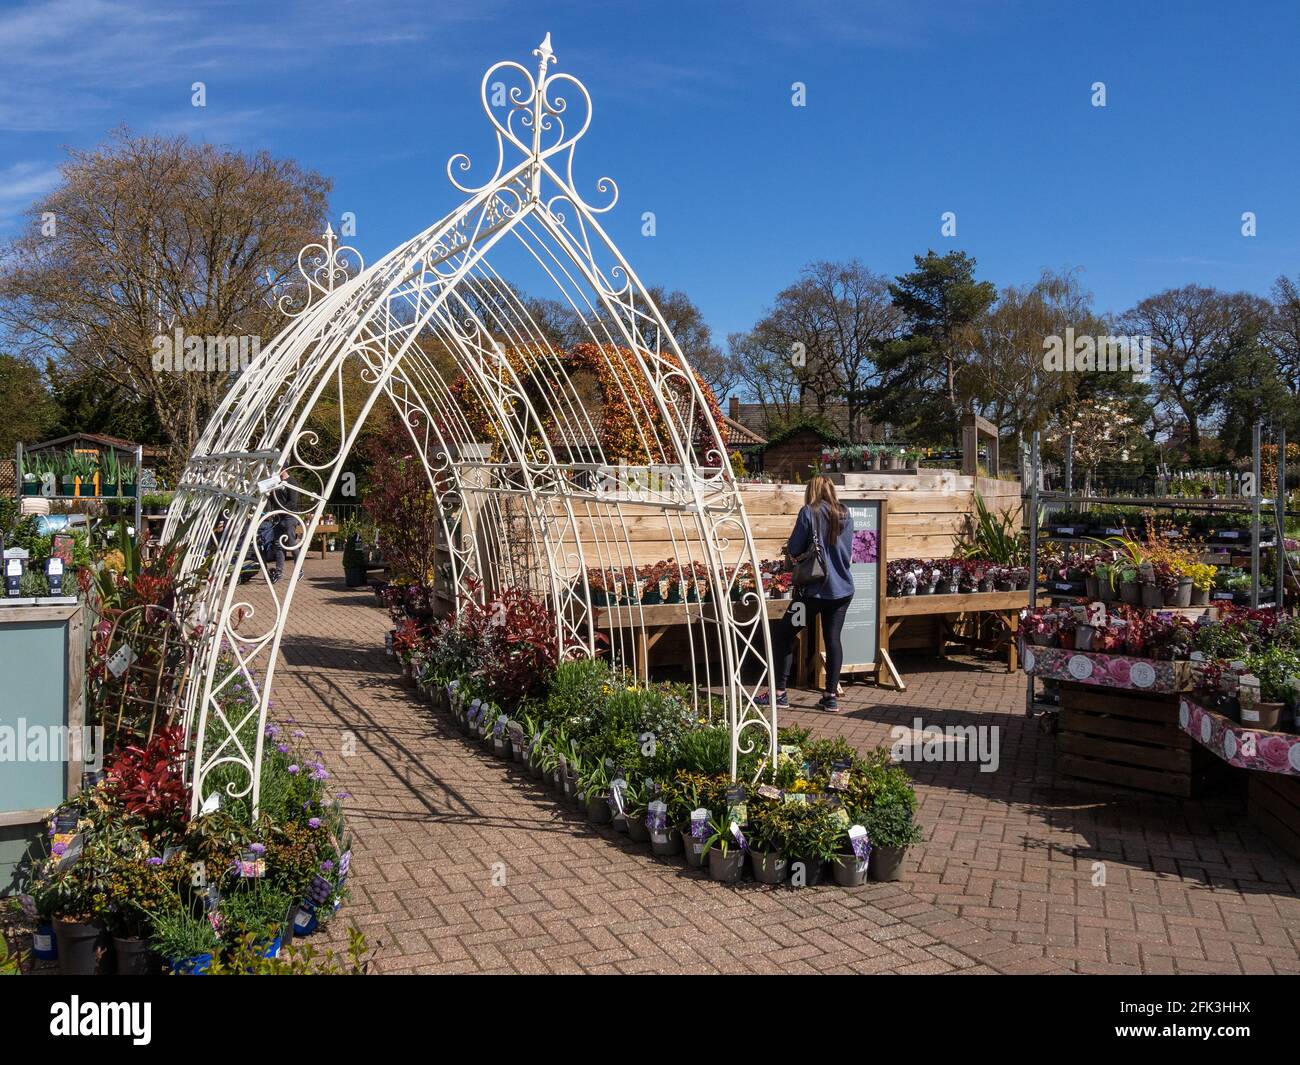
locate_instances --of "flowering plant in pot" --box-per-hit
[1020,609,1058,647]
[150,904,222,974]
[861,801,923,882]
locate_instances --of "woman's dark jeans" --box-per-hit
[771,594,853,694]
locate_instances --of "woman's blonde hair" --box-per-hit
[804,474,846,541]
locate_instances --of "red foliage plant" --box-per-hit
[106,725,190,830]
[454,586,561,705]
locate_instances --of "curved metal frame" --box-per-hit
[166,36,778,816]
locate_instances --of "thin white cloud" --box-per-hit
[0,161,63,222]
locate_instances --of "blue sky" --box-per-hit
[2,0,1297,343]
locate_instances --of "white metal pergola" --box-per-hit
[165,36,778,817]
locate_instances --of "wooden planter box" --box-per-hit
[1248,773,1300,862]
[1025,646,1192,692]
[1056,684,1220,797]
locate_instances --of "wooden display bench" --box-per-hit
[884,590,1045,678]
[591,597,812,685]
[1056,685,1220,797]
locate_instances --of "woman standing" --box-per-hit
[760,475,855,712]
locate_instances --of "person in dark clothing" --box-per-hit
[759,474,855,712]
[268,470,300,585]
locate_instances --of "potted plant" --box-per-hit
[99,449,121,498]
[831,825,871,887]
[118,459,138,498]
[151,906,221,974]
[622,780,650,842]
[646,798,680,856]
[701,817,745,883]
[57,453,77,497]
[746,803,789,885]
[862,801,924,881]
[580,761,612,824]
[219,883,293,959]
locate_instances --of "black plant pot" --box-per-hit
[869,846,907,881]
[587,796,612,824]
[626,815,650,842]
[55,920,111,975]
[113,936,158,975]
[831,851,870,887]
[680,825,708,867]
[344,565,367,588]
[649,825,681,856]
[751,850,787,885]
[790,857,824,886]
[707,848,745,883]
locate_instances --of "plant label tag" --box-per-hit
[779,744,801,763]
[647,800,667,832]
[783,792,808,805]
[725,785,747,827]
[384,631,394,655]
[729,821,749,852]
[53,832,84,870]
[294,901,318,930]
[257,474,282,493]
[609,778,626,815]
[238,854,266,878]
[494,714,508,736]
[757,784,782,801]
[107,643,135,678]
[46,556,64,595]
[200,792,221,815]
[339,849,351,877]
[19,894,37,919]
[690,809,709,842]
[828,757,852,791]
[162,845,181,864]
[848,824,872,861]
[308,875,332,905]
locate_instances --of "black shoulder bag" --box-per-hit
[789,515,826,589]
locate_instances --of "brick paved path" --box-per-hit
[274,560,1300,974]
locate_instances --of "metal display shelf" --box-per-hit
[1023,422,1293,717]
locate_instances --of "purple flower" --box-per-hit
[277,743,289,753]
[249,843,266,855]
[147,856,163,866]
[309,818,322,829]
[287,764,300,775]
[337,792,352,800]
[320,859,334,873]
[265,724,281,739]
[311,766,329,781]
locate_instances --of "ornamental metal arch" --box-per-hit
[165,35,778,818]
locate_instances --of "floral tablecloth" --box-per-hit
[1022,645,1192,692]
[1179,697,1300,777]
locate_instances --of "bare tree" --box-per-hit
[735,260,903,441]
[1115,284,1253,452]
[0,129,329,471]
[643,285,738,401]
